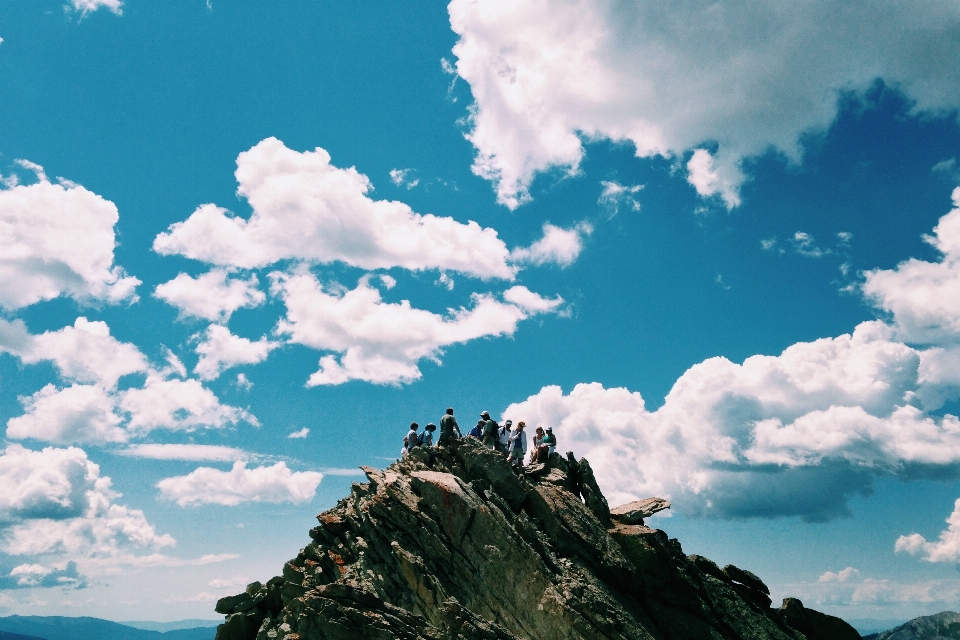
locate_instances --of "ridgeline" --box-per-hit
[213,438,860,640]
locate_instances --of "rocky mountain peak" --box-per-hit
[214,438,861,640]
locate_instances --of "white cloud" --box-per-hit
[119,376,257,436]
[0,444,174,575]
[153,138,517,279]
[6,377,255,446]
[863,188,960,345]
[0,317,149,388]
[235,373,253,391]
[70,0,122,15]
[503,320,960,520]
[157,461,323,507]
[2,318,256,445]
[154,270,265,322]
[819,567,860,583]
[509,222,592,268]
[791,232,831,258]
[388,168,419,189]
[896,498,960,563]
[115,444,247,462]
[686,149,742,209]
[272,272,562,385]
[598,180,642,216]
[502,285,564,313]
[287,427,309,439]
[2,561,87,590]
[7,384,126,445]
[449,1,960,208]
[193,324,278,380]
[0,170,139,309]
[209,575,249,589]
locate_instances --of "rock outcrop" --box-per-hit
[214,438,860,640]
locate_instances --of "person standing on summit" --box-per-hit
[438,407,459,447]
[480,411,497,449]
[507,421,527,467]
[496,419,513,454]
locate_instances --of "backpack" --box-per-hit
[416,431,427,447]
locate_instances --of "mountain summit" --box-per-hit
[213,439,860,640]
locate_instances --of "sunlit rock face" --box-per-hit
[213,439,860,640]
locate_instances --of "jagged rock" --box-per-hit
[778,598,860,640]
[611,497,672,525]
[216,438,860,640]
[723,564,770,595]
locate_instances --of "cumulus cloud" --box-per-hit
[896,498,960,563]
[0,561,86,590]
[287,428,309,439]
[272,272,563,385]
[153,138,517,279]
[0,168,139,309]
[864,187,960,345]
[509,222,592,268]
[119,376,257,436]
[193,324,278,380]
[448,1,960,208]
[157,461,323,506]
[0,445,174,577]
[0,317,148,388]
[1,318,256,446]
[154,270,266,322]
[7,384,126,445]
[503,320,960,520]
[819,567,860,583]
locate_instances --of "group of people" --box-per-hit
[401,407,557,467]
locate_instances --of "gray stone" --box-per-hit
[610,497,671,524]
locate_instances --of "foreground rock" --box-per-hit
[215,439,860,640]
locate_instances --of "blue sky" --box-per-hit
[3,0,960,625]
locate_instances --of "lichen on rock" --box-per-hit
[214,438,860,640]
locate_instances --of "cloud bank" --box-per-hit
[448,1,960,208]
[503,191,960,521]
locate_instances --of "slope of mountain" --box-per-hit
[0,631,46,640]
[863,612,960,640]
[122,620,220,632]
[0,616,215,640]
[212,439,862,640]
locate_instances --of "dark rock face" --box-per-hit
[214,439,860,640]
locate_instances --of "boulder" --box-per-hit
[722,564,770,595]
[610,497,671,525]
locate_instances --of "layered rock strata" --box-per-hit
[215,438,860,640]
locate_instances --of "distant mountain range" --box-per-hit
[863,611,960,639]
[0,617,215,640]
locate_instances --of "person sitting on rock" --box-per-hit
[438,407,459,447]
[406,422,419,449]
[496,419,512,454]
[542,426,557,458]
[421,423,437,448]
[469,419,484,439]
[531,426,545,463]
[480,411,497,449]
[507,421,527,467]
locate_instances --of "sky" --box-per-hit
[3,0,960,627]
